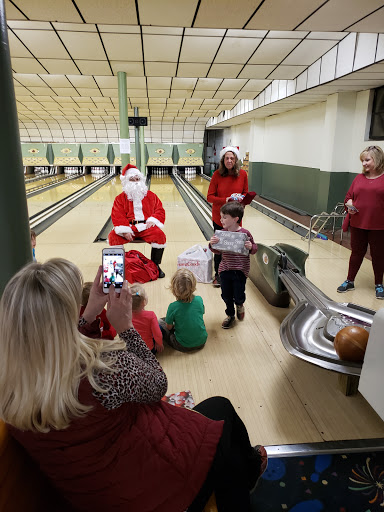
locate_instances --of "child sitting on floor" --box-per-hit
[131,283,164,354]
[209,201,258,329]
[80,282,117,340]
[159,268,207,352]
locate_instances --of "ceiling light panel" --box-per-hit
[75,0,137,24]
[246,0,325,30]
[11,0,82,23]
[179,36,222,63]
[139,0,197,26]
[13,29,69,59]
[214,37,263,64]
[101,34,142,61]
[249,39,300,65]
[58,31,105,60]
[143,35,182,62]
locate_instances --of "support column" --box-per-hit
[0,0,31,295]
[140,125,146,176]
[117,71,130,169]
[134,107,141,171]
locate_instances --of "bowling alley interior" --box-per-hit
[1,0,384,509]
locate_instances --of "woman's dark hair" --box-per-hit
[218,151,241,177]
[220,201,244,223]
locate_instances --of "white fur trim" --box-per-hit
[220,146,239,160]
[147,216,164,229]
[133,199,145,221]
[135,223,147,233]
[114,225,133,235]
[151,242,166,248]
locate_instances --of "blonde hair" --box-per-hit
[81,281,92,306]
[360,145,384,174]
[130,283,147,312]
[170,269,196,303]
[0,259,125,433]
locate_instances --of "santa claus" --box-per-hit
[108,164,166,278]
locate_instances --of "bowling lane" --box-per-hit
[25,174,66,191]
[27,174,100,217]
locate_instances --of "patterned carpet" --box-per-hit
[251,451,384,512]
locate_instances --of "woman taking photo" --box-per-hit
[207,146,249,287]
[337,145,384,299]
[0,258,266,512]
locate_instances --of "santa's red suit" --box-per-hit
[108,164,166,277]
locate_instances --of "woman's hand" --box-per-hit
[82,266,108,324]
[106,280,134,334]
[346,200,358,215]
[210,235,219,245]
[155,342,164,353]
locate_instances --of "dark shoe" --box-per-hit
[157,265,165,278]
[212,274,221,288]
[249,445,268,494]
[375,284,384,299]
[236,305,245,321]
[337,280,355,293]
[222,316,235,329]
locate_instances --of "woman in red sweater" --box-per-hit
[338,145,384,299]
[207,146,249,287]
[0,259,267,512]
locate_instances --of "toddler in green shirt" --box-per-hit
[159,268,207,352]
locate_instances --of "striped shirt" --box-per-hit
[210,227,257,277]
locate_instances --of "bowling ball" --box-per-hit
[334,325,369,362]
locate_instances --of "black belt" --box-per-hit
[130,220,146,225]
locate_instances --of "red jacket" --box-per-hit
[345,173,384,230]
[79,306,117,340]
[207,169,248,225]
[111,191,165,236]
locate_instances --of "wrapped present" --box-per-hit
[177,245,213,283]
[161,390,195,409]
[214,230,249,255]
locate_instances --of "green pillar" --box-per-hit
[134,107,141,171]
[117,71,130,168]
[140,125,146,176]
[0,0,31,295]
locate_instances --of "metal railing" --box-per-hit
[302,203,347,252]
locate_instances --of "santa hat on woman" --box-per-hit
[220,146,240,160]
[120,164,144,183]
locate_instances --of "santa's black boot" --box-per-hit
[151,248,165,278]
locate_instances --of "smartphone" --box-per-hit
[347,205,359,213]
[102,246,125,293]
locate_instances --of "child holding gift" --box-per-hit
[209,202,258,329]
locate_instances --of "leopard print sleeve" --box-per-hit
[92,328,168,410]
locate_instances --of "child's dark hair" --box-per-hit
[220,202,244,223]
[30,229,36,240]
[81,282,92,306]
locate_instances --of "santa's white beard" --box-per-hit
[123,180,148,202]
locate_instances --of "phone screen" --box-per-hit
[102,250,125,292]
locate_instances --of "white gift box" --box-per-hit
[213,230,249,256]
[177,245,213,283]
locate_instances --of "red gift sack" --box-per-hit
[124,250,159,284]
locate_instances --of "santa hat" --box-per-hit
[120,163,143,181]
[220,146,240,160]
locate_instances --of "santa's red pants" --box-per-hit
[108,225,166,248]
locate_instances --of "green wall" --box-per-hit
[248,161,357,216]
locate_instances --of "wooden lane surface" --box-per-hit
[27,174,99,217]
[36,174,384,446]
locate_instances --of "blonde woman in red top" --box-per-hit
[337,145,384,299]
[207,146,248,287]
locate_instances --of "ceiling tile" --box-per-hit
[192,90,216,99]
[58,31,106,60]
[76,88,101,96]
[170,89,192,99]
[246,0,324,30]
[208,64,243,78]
[195,0,262,28]
[52,87,79,96]
[147,90,170,98]
[75,0,137,24]
[145,62,177,77]
[347,6,384,32]
[11,0,82,23]
[249,39,299,65]
[242,79,271,90]
[39,75,72,87]
[306,32,347,40]
[8,31,31,58]
[218,79,247,90]
[266,31,308,39]
[180,36,222,63]
[227,29,267,38]
[139,0,196,26]
[235,91,258,99]
[27,86,55,96]
[14,73,45,86]
[11,57,47,73]
[267,65,307,79]
[143,35,182,62]
[215,37,262,64]
[13,29,69,59]
[101,34,142,61]
[110,61,144,76]
[283,39,337,65]
[94,76,119,88]
[238,64,276,78]
[177,63,210,77]
[5,0,27,20]
[147,77,172,89]
[195,78,222,90]
[66,75,96,88]
[214,90,237,99]
[39,59,80,74]
[172,77,197,90]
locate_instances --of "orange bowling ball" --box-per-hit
[334,325,369,362]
